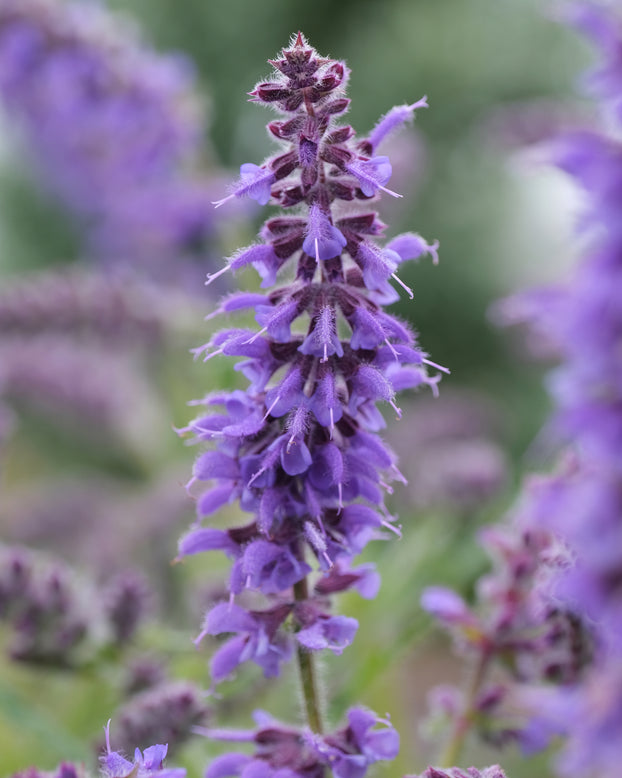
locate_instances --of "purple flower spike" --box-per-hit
[179,38,442,774]
[302,204,347,261]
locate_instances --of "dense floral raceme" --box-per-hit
[0,0,234,274]
[425,4,622,775]
[176,32,443,694]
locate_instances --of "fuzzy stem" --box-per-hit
[438,649,491,767]
[293,577,323,733]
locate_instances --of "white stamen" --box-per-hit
[379,480,394,495]
[321,343,328,363]
[379,184,403,199]
[389,399,402,419]
[263,395,281,421]
[203,347,225,363]
[244,326,268,344]
[384,338,399,360]
[314,237,320,264]
[422,357,451,374]
[205,264,231,287]
[329,407,335,439]
[381,519,402,538]
[391,272,414,299]
[212,194,236,209]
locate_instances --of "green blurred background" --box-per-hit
[0,0,589,775]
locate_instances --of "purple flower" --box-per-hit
[214,164,276,208]
[364,97,428,153]
[296,613,358,655]
[199,602,292,682]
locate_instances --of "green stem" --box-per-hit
[293,577,323,733]
[438,650,491,767]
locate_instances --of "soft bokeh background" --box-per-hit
[0,0,589,775]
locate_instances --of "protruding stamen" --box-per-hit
[389,399,402,419]
[243,326,268,344]
[212,194,236,209]
[379,185,403,199]
[379,480,394,495]
[329,407,335,439]
[203,347,225,363]
[391,464,408,484]
[381,518,402,538]
[314,237,320,264]
[205,264,231,287]
[384,338,399,360]
[391,272,414,299]
[321,343,328,363]
[422,357,451,374]
[263,395,281,421]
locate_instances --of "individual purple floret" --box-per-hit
[0,0,232,274]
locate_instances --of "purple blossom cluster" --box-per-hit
[0,0,229,273]
[177,32,439,694]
